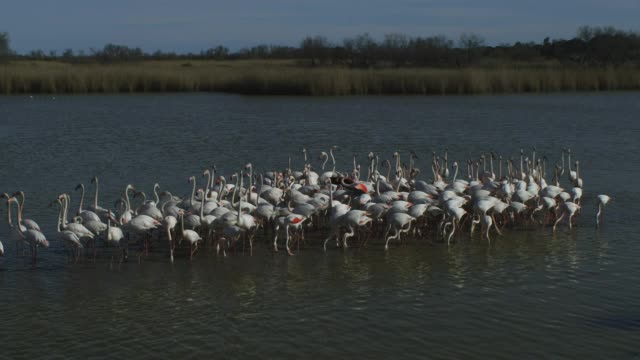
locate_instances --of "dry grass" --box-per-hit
[1,60,639,95]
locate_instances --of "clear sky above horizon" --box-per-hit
[2,0,639,53]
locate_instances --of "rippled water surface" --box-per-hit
[0,93,639,359]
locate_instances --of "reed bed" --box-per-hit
[1,60,639,95]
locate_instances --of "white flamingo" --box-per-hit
[178,210,202,261]
[12,191,41,231]
[595,194,611,228]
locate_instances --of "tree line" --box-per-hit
[1,25,639,67]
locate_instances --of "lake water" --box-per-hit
[0,93,638,359]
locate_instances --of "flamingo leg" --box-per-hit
[492,214,503,235]
[553,212,565,232]
[447,219,456,246]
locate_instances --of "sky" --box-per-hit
[2,0,639,53]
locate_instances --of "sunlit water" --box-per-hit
[0,93,638,358]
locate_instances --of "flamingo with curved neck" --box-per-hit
[12,191,40,231]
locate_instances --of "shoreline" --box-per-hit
[2,60,639,96]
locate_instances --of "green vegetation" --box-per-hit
[1,25,639,95]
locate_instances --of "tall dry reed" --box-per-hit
[1,60,639,95]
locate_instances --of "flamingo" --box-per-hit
[0,147,608,262]
[119,184,135,225]
[384,212,415,250]
[105,217,125,264]
[59,194,96,257]
[342,210,373,248]
[595,194,611,228]
[74,184,101,222]
[126,214,161,256]
[12,191,41,231]
[164,215,177,262]
[273,214,306,255]
[51,197,83,262]
[88,176,113,220]
[553,202,581,232]
[10,198,48,265]
[178,210,202,261]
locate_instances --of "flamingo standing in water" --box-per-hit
[164,215,177,262]
[0,147,610,261]
[51,197,83,262]
[9,197,48,265]
[105,217,125,264]
[273,214,306,255]
[178,210,202,261]
[595,194,611,228]
[553,202,580,232]
[12,191,41,231]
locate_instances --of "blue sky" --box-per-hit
[2,0,639,53]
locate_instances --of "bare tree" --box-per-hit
[0,32,10,60]
[459,32,485,64]
[301,35,330,66]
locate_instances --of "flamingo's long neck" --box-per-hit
[124,186,131,213]
[154,184,160,204]
[237,173,243,226]
[453,165,458,182]
[443,151,448,177]
[17,193,24,224]
[248,167,254,205]
[190,177,196,207]
[200,188,205,219]
[218,178,226,202]
[10,200,25,238]
[78,185,85,214]
[532,149,536,173]
[330,149,336,172]
[204,172,211,199]
[368,157,374,181]
[322,156,328,171]
[63,195,70,226]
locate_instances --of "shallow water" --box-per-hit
[0,93,638,359]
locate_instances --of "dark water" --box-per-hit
[0,93,638,359]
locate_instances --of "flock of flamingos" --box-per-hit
[0,147,612,265]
